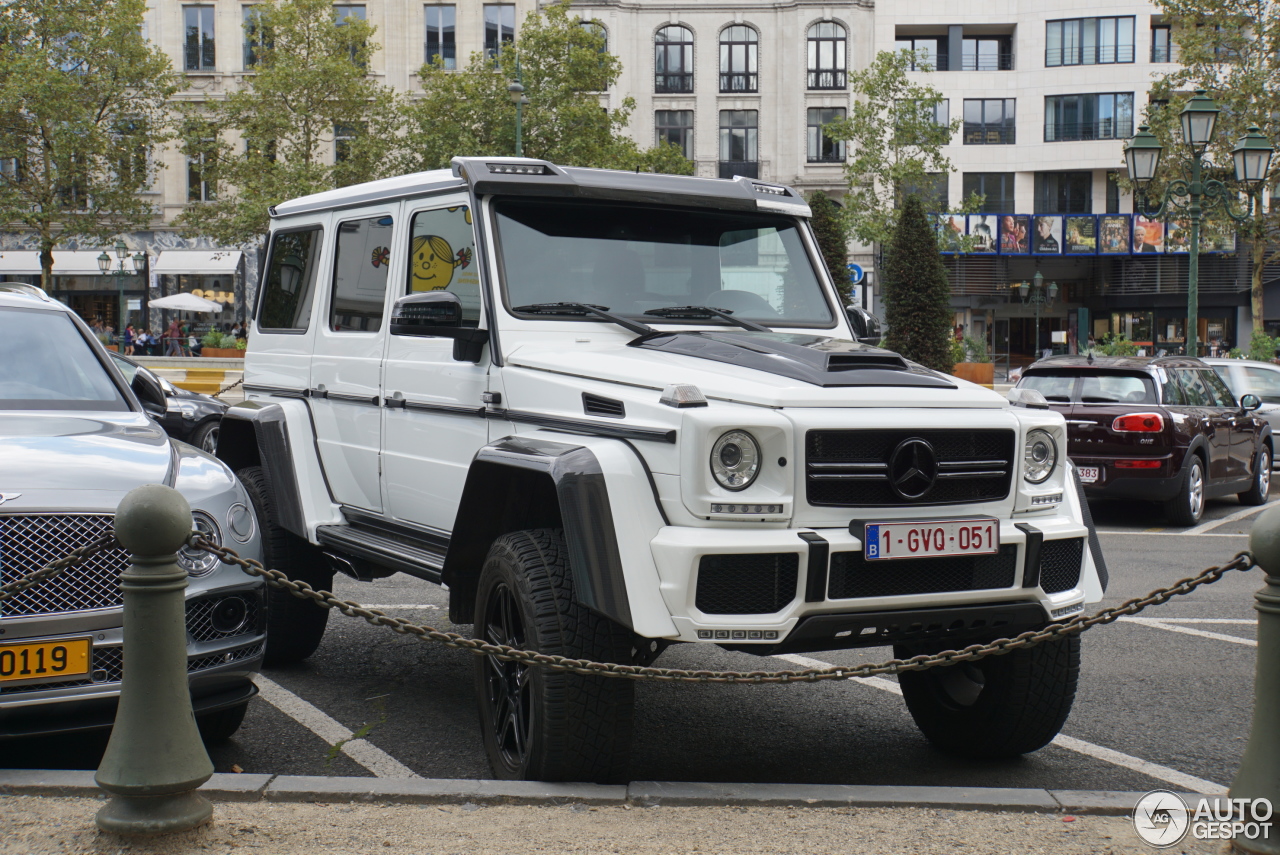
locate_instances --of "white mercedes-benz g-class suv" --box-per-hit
[221,157,1106,783]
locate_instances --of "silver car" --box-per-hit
[0,285,265,741]
[1203,357,1280,468]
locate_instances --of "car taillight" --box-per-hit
[1112,413,1164,432]
[1115,460,1162,469]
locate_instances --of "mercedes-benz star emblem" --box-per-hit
[0,493,21,507]
[888,439,938,500]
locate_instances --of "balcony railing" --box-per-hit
[961,53,1013,71]
[719,72,758,93]
[719,160,759,179]
[806,69,846,90]
[1044,120,1134,142]
[1045,45,1136,66]
[655,72,694,93]
[963,125,1016,145]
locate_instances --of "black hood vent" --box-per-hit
[630,331,956,389]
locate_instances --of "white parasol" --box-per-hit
[147,292,223,312]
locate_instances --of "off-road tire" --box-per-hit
[472,529,635,784]
[1238,446,1271,506]
[237,466,333,666]
[895,633,1080,759]
[1164,455,1206,526]
[197,701,248,742]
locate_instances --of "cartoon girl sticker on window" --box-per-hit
[410,234,473,291]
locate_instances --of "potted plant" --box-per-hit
[951,334,994,387]
[201,331,243,358]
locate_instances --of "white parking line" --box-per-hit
[252,674,420,779]
[1118,617,1256,647]
[1095,531,1249,537]
[773,653,1226,795]
[360,604,440,609]
[1184,498,1280,536]
[1123,618,1254,624]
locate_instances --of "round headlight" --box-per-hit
[710,430,761,491]
[1024,429,1058,484]
[177,511,222,577]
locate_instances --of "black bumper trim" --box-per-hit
[1017,522,1043,589]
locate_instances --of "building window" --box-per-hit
[334,125,357,163]
[963,99,1015,145]
[245,136,277,162]
[719,26,758,93]
[962,36,1012,70]
[1035,172,1092,213]
[719,109,758,179]
[895,36,948,70]
[484,4,515,58]
[1045,93,1133,141]
[0,158,21,184]
[187,151,215,202]
[655,25,694,93]
[1046,17,1136,66]
[425,5,456,68]
[963,173,1015,212]
[334,4,366,65]
[807,22,846,89]
[807,107,846,163]
[896,173,948,210]
[578,20,606,52]
[183,6,216,71]
[1151,25,1174,62]
[894,99,950,145]
[656,110,693,159]
[1106,171,1121,213]
[243,6,269,69]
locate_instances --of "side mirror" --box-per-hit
[389,291,488,363]
[1241,393,1262,413]
[845,306,884,345]
[130,369,167,414]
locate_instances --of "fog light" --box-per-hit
[711,503,783,514]
[1031,493,1063,505]
[210,596,249,634]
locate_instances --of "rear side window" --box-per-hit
[331,215,393,332]
[0,308,127,411]
[258,227,323,332]
[1201,369,1237,407]
[1160,370,1184,405]
[406,205,480,323]
[1177,369,1212,406]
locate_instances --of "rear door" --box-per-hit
[1175,368,1230,480]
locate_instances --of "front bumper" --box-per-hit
[651,514,1094,650]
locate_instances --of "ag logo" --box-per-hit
[1133,790,1190,847]
[0,493,21,507]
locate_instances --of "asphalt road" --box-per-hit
[5,492,1270,793]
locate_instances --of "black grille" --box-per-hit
[806,429,1015,507]
[0,514,128,616]
[828,545,1018,599]
[582,393,625,418]
[0,642,262,697]
[1040,538,1084,594]
[696,554,799,615]
[186,593,262,643]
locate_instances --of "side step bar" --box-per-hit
[315,524,445,583]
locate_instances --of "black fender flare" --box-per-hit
[1183,435,1211,472]
[216,401,308,538]
[443,436,632,629]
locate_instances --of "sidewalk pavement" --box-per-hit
[0,772,1223,854]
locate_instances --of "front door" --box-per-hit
[1201,367,1254,479]
[381,198,490,533]
[1175,368,1231,481]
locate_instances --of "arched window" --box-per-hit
[807,22,846,89]
[655,25,693,93]
[719,26,758,92]
[578,20,607,53]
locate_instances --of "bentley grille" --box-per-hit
[0,514,127,617]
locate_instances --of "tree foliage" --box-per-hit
[0,0,180,287]
[1145,0,1280,334]
[807,191,851,303]
[882,195,954,373]
[399,0,691,174]
[174,0,403,246]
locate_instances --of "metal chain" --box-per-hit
[0,536,116,602]
[192,537,1257,684]
[215,375,245,397]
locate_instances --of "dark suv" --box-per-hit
[1015,356,1271,524]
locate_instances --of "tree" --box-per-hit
[825,49,972,249]
[399,0,691,174]
[808,191,851,303]
[0,0,180,288]
[882,195,954,373]
[174,0,403,247]
[1146,0,1280,335]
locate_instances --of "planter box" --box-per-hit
[105,345,119,352]
[202,348,244,358]
[952,362,994,387]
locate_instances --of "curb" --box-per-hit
[0,771,1168,816]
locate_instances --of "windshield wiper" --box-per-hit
[512,302,655,336]
[643,305,771,332]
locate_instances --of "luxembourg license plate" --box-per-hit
[863,519,999,561]
[1077,467,1100,484]
[0,637,91,686]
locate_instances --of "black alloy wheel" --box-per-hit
[480,580,532,771]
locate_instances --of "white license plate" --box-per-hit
[863,519,999,561]
[1077,467,1100,484]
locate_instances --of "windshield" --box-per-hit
[493,198,835,327]
[1020,370,1157,404]
[0,308,128,411]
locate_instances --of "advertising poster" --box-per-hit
[1165,218,1192,253]
[1065,216,1097,254]
[937,214,966,253]
[1099,215,1131,254]
[968,215,997,253]
[1032,215,1062,254]
[1133,216,1164,253]
[1201,217,1237,253]
[999,215,1030,254]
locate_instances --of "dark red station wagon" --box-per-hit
[1015,356,1271,524]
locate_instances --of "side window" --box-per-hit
[406,205,479,323]
[1177,369,1211,406]
[1159,370,1184,405]
[1242,366,1280,400]
[259,227,323,331]
[330,215,393,332]
[1201,369,1237,408]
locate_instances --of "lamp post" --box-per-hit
[96,241,139,351]
[507,58,529,157]
[1124,91,1275,357]
[1017,270,1058,359]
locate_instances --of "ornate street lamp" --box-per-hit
[97,241,137,349]
[1017,271,1057,359]
[507,57,530,157]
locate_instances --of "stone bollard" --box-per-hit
[1231,505,1280,854]
[95,485,214,835]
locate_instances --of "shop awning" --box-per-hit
[0,250,130,276]
[152,250,243,275]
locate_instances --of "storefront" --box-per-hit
[0,250,148,336]
[151,251,245,332]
